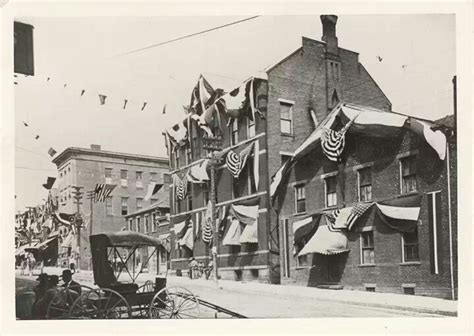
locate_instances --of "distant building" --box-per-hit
[52,144,169,270]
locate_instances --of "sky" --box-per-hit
[13,14,456,212]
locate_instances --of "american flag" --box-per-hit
[346,203,373,230]
[93,183,116,202]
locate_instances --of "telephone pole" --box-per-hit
[209,154,219,288]
[85,190,95,236]
[71,186,83,272]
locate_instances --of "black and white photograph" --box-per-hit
[1,1,472,335]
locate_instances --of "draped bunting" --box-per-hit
[202,201,213,244]
[225,142,254,178]
[186,159,209,183]
[298,220,349,256]
[174,175,188,200]
[328,202,374,231]
[375,193,422,233]
[222,218,241,246]
[178,220,194,250]
[293,215,320,251]
[173,213,191,240]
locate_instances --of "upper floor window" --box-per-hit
[360,231,375,265]
[120,170,128,187]
[105,196,113,216]
[175,150,180,170]
[150,172,157,182]
[186,146,192,165]
[136,171,143,189]
[136,217,141,233]
[128,218,133,231]
[325,175,337,207]
[294,184,306,214]
[121,197,128,216]
[247,160,257,195]
[400,156,417,194]
[230,118,239,146]
[136,198,143,211]
[105,168,112,184]
[279,100,293,135]
[152,213,159,232]
[402,228,419,262]
[358,167,372,201]
[247,117,256,139]
[144,215,149,233]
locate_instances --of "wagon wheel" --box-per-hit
[148,286,200,319]
[46,285,93,319]
[137,280,154,293]
[69,288,131,319]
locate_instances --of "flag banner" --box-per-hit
[42,176,56,190]
[141,102,147,111]
[321,127,346,162]
[230,203,258,226]
[270,159,292,200]
[375,194,422,233]
[225,142,254,178]
[123,99,128,109]
[408,118,447,160]
[202,201,213,244]
[186,159,209,183]
[293,215,320,250]
[162,104,167,114]
[190,75,214,115]
[427,192,443,274]
[173,213,191,240]
[330,203,374,230]
[23,121,29,127]
[166,120,188,147]
[223,218,242,246]
[63,84,67,88]
[174,175,188,200]
[240,218,258,244]
[298,217,349,256]
[178,221,194,250]
[54,212,76,226]
[81,90,85,96]
[144,182,163,201]
[48,147,57,157]
[99,94,107,105]
[94,183,116,202]
[253,140,260,190]
[35,135,39,139]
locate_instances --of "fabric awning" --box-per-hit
[298,218,349,256]
[15,242,39,256]
[37,236,58,250]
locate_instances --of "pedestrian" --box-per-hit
[31,275,60,319]
[188,258,198,279]
[27,253,36,276]
[61,269,81,294]
[69,254,76,273]
[205,259,214,280]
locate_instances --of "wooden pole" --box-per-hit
[210,153,219,288]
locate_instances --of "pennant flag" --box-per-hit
[375,193,422,233]
[225,142,254,178]
[298,219,349,256]
[48,147,57,157]
[427,192,442,274]
[93,183,116,202]
[14,81,18,85]
[42,177,56,190]
[99,94,107,105]
[174,175,188,200]
[63,84,67,88]
[141,102,147,111]
[81,89,85,96]
[144,182,163,201]
[166,120,188,147]
[23,121,29,127]
[190,75,214,115]
[408,118,447,160]
[47,77,50,82]
[202,201,213,244]
[35,135,40,140]
[186,159,209,183]
[123,99,128,109]
[223,218,241,246]
[162,104,167,114]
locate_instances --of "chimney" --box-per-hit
[90,144,101,151]
[320,15,338,55]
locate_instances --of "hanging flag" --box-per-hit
[80,90,85,96]
[162,104,167,114]
[190,75,214,115]
[408,118,447,160]
[144,182,163,201]
[141,102,147,111]
[63,84,67,88]
[202,201,213,244]
[23,121,29,127]
[123,99,128,110]
[93,183,116,202]
[174,214,192,240]
[166,120,188,147]
[174,175,188,200]
[47,77,50,82]
[99,94,107,105]
[225,142,254,178]
[321,127,346,162]
[375,194,422,233]
[330,203,374,230]
[223,218,241,246]
[35,135,40,140]
[14,81,18,85]
[427,192,442,274]
[179,222,194,250]
[48,147,57,157]
[42,177,56,190]
[186,159,209,183]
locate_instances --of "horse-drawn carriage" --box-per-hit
[47,231,200,319]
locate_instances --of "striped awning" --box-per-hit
[37,236,58,250]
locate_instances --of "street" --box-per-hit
[16,270,447,319]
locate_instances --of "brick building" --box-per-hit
[52,144,169,270]
[124,197,171,276]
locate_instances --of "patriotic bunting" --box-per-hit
[408,118,447,160]
[202,201,213,244]
[225,142,254,178]
[186,159,209,183]
[298,218,349,256]
[173,213,192,240]
[42,177,56,190]
[174,175,188,200]
[293,215,320,254]
[54,212,76,226]
[328,202,374,231]
[375,193,422,233]
[223,218,241,246]
[93,183,116,202]
[48,147,57,157]
[98,94,107,105]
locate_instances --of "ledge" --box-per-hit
[400,261,421,266]
[358,264,376,268]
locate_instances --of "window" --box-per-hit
[400,156,417,194]
[136,217,141,233]
[280,101,293,135]
[105,168,112,184]
[120,170,128,187]
[150,172,157,182]
[202,183,210,207]
[136,198,143,211]
[187,193,193,211]
[136,171,143,189]
[247,159,257,195]
[360,231,375,265]
[152,213,159,232]
[186,146,192,165]
[247,117,255,139]
[325,176,338,207]
[105,196,113,216]
[128,218,133,230]
[358,167,372,201]
[144,215,149,233]
[402,228,419,262]
[121,197,128,216]
[294,184,306,214]
[403,286,415,295]
[160,250,167,263]
[230,118,239,146]
[175,150,180,169]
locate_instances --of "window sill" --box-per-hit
[400,261,421,266]
[293,211,307,217]
[294,266,312,270]
[400,191,419,197]
[281,133,294,138]
[358,264,376,268]
[322,205,339,211]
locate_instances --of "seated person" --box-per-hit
[31,275,60,319]
[32,273,49,304]
[61,269,81,295]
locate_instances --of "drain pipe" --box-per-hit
[446,143,455,300]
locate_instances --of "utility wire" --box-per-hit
[114,16,260,57]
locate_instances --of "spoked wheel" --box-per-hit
[148,286,200,319]
[137,280,154,293]
[69,288,132,319]
[46,285,93,319]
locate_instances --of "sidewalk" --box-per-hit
[20,267,457,317]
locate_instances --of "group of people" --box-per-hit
[20,252,41,276]
[30,269,81,319]
[188,258,213,280]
